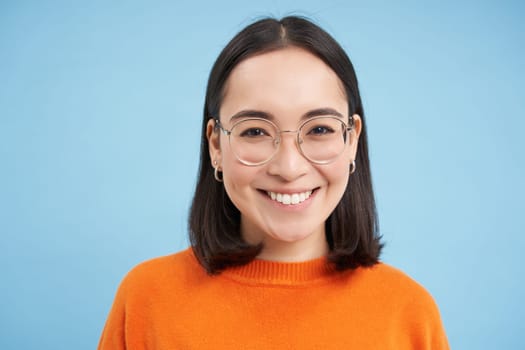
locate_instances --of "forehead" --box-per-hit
[220,47,348,123]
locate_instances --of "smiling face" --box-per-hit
[207,47,361,262]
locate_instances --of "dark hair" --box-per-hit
[189,16,382,274]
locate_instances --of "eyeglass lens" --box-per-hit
[228,117,349,165]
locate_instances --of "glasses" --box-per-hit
[214,115,354,166]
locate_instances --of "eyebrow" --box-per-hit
[229,107,344,122]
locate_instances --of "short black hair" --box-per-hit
[189,16,382,274]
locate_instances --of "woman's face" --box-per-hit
[207,47,361,261]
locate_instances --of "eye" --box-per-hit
[307,125,335,135]
[240,128,268,137]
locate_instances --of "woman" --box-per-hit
[98,16,449,349]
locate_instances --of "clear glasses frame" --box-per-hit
[214,115,355,166]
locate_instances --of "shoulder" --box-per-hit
[350,262,442,315]
[126,248,197,276]
[357,262,433,293]
[358,263,445,329]
[344,263,449,348]
[117,248,205,298]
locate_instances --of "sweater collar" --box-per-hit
[220,255,340,286]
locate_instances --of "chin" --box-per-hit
[266,226,320,243]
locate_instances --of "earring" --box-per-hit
[213,160,223,182]
[350,160,356,174]
[214,167,223,182]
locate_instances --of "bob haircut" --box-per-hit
[189,16,382,274]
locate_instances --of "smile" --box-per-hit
[266,190,313,205]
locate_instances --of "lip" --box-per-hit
[257,187,319,210]
[263,188,315,195]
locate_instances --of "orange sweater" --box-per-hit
[98,248,449,349]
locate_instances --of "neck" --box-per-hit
[250,231,329,263]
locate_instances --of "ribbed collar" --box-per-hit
[220,255,340,287]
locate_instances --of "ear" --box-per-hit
[348,114,362,161]
[206,118,222,167]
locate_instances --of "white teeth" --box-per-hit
[266,190,313,205]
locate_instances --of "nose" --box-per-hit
[266,131,309,181]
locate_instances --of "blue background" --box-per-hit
[1,0,523,349]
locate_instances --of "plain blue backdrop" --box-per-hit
[1,0,524,349]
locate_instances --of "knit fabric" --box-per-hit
[98,248,449,349]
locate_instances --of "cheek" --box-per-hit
[321,160,350,190]
[347,133,359,160]
[222,160,259,203]
[219,137,240,174]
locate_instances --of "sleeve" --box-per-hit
[97,274,129,350]
[404,289,450,350]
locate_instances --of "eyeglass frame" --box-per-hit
[213,115,355,166]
